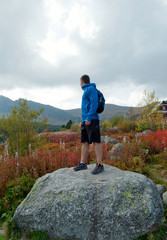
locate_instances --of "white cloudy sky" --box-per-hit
[0,0,167,109]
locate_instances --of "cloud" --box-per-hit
[0,0,167,107]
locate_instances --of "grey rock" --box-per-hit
[20,237,26,240]
[143,149,149,155]
[163,191,167,205]
[123,136,129,143]
[142,130,152,136]
[135,132,143,138]
[135,130,152,139]
[101,136,117,144]
[110,143,123,158]
[13,164,164,240]
[156,184,166,198]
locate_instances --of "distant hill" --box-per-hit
[0,95,136,125]
[66,104,136,122]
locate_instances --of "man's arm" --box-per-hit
[86,87,98,124]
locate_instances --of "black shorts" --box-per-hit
[81,120,101,144]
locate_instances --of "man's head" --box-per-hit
[80,74,90,87]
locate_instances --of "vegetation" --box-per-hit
[0,92,167,239]
[101,90,166,135]
[0,171,36,222]
[135,90,163,131]
[0,99,47,157]
[0,129,166,239]
[61,120,73,131]
[70,123,80,133]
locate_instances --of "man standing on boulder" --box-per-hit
[73,75,104,174]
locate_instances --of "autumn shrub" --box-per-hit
[103,133,146,173]
[135,90,164,132]
[117,121,136,133]
[0,141,81,198]
[145,151,167,179]
[0,133,111,200]
[70,123,80,133]
[101,126,119,134]
[141,130,167,154]
[104,129,167,176]
[42,131,80,143]
[101,121,112,133]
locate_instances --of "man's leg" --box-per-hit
[81,142,89,163]
[94,142,103,164]
[73,142,89,171]
[91,142,104,174]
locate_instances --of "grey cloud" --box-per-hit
[0,0,167,98]
[0,0,49,88]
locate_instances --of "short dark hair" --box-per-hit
[80,75,90,84]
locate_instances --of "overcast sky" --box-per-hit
[0,0,167,109]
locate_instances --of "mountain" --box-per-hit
[0,96,15,115]
[66,104,135,122]
[0,96,79,125]
[0,95,135,125]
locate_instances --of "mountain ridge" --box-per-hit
[0,95,135,125]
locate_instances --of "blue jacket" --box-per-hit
[81,83,99,122]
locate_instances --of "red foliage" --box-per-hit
[142,130,167,154]
[41,131,80,143]
[0,131,111,198]
[0,144,81,197]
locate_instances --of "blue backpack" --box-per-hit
[96,89,105,114]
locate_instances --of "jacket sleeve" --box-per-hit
[86,87,98,121]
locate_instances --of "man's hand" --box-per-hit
[79,122,82,127]
[85,120,91,125]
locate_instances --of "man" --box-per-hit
[73,74,104,174]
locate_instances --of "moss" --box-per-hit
[109,181,152,216]
[56,192,74,203]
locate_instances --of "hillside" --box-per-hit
[66,104,135,122]
[0,95,135,125]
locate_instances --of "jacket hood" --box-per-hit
[82,83,96,90]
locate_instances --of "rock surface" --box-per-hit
[101,136,117,144]
[156,184,166,198]
[163,191,167,205]
[13,164,164,240]
[110,143,123,158]
[135,130,152,138]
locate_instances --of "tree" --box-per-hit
[0,99,47,156]
[66,120,73,129]
[135,90,162,131]
[126,107,136,121]
[110,115,125,127]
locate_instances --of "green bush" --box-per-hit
[111,115,125,127]
[0,171,36,222]
[117,121,136,133]
[28,231,49,240]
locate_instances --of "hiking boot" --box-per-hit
[73,162,88,171]
[91,163,104,174]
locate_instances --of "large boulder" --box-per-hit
[13,164,164,240]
